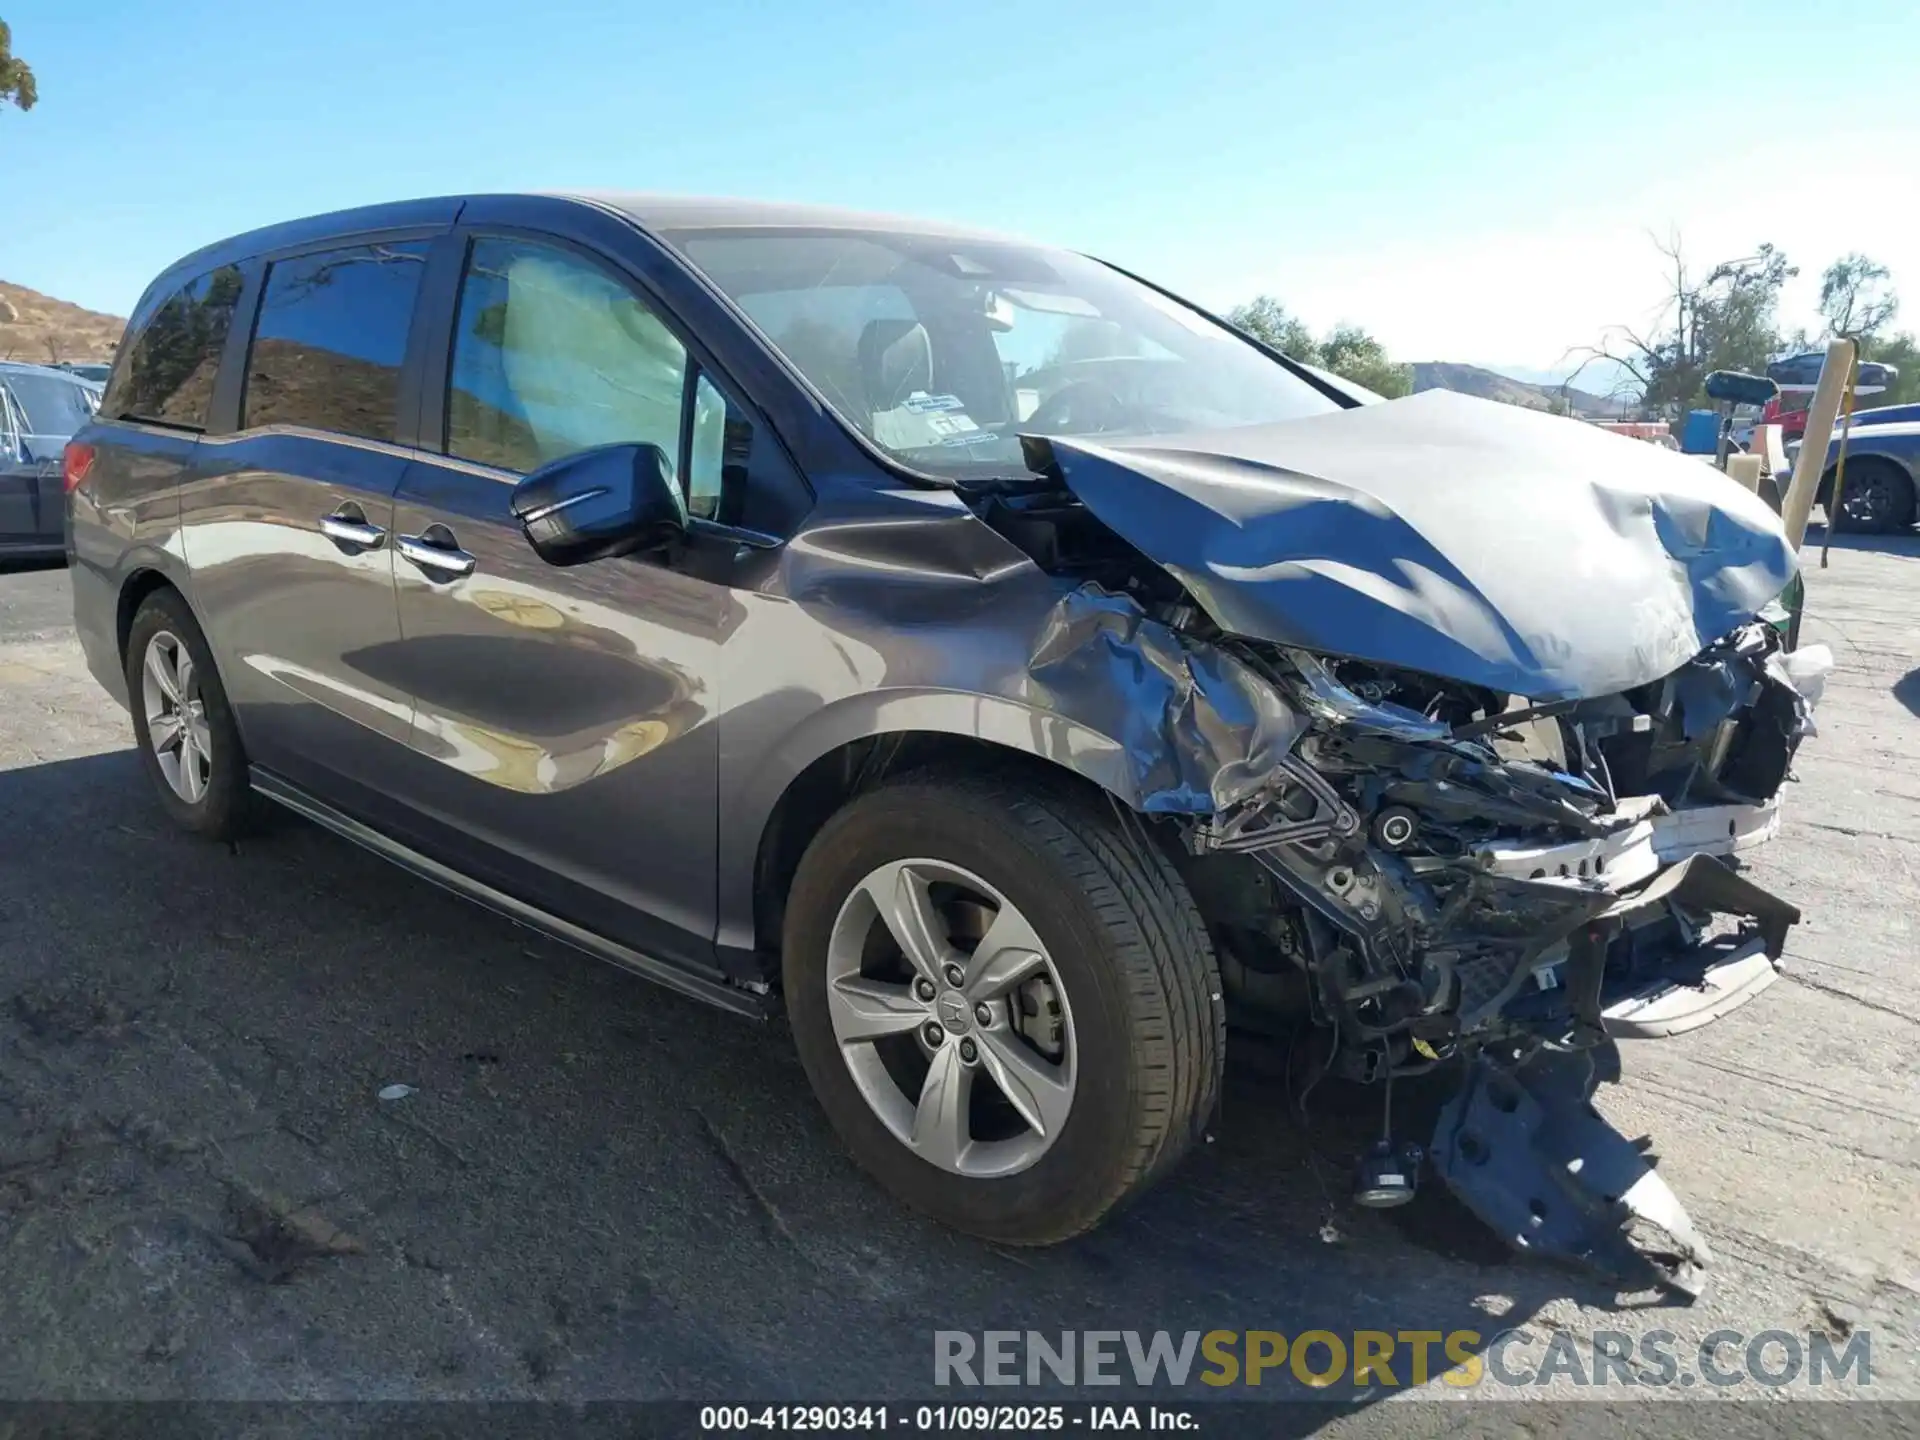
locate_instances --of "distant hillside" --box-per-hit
[0,281,125,365]
[1412,361,1621,419]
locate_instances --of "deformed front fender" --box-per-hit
[712,583,1306,957]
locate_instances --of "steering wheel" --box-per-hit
[1023,380,1129,435]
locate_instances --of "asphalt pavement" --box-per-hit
[1,540,1917,1431]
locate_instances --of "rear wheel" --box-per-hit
[782,772,1223,1244]
[1829,457,1916,534]
[124,588,260,840]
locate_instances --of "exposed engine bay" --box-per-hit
[967,397,1832,1296]
[1179,625,1817,1074]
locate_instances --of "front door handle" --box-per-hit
[320,511,386,550]
[397,530,477,580]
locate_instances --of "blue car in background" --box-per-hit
[1784,407,1920,534]
[1851,401,1920,430]
[1,361,102,558]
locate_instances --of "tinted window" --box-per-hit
[5,371,96,434]
[243,241,430,442]
[447,237,689,476]
[102,265,245,428]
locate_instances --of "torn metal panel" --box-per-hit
[1283,648,1451,741]
[1028,390,1798,701]
[1433,1050,1711,1297]
[1024,584,1306,814]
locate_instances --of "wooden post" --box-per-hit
[1779,338,1857,549]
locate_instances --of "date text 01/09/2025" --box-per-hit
[698,1404,1199,1431]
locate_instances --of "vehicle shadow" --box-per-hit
[1894,669,1920,721]
[0,749,1679,1417]
[1801,520,1920,558]
[0,554,67,576]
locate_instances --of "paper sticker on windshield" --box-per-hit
[901,392,968,414]
[873,401,984,452]
[924,412,979,438]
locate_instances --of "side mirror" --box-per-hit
[509,442,687,568]
[1704,370,1778,407]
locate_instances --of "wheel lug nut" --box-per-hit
[944,963,965,988]
[974,1003,993,1027]
[914,978,936,1002]
[959,1039,978,1063]
[922,1021,945,1047]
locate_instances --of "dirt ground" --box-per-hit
[1,531,1917,1432]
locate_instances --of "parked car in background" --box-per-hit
[1786,416,1920,532]
[1759,391,1811,444]
[2,361,101,558]
[56,361,115,385]
[1852,401,1920,430]
[66,194,1821,1292]
[1767,351,1896,390]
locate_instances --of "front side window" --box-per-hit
[243,241,431,442]
[447,237,690,480]
[102,265,245,429]
[665,229,1340,480]
[688,372,728,519]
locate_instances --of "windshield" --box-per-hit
[664,228,1341,478]
[3,371,96,435]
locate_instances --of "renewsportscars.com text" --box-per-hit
[933,1328,1871,1391]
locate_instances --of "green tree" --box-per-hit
[1223,296,1318,363]
[1224,296,1412,397]
[1807,254,1915,411]
[1,21,36,112]
[1818,254,1898,345]
[1860,331,1918,408]
[1576,235,1795,413]
[1318,323,1413,398]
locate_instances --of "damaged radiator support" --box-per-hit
[1178,655,1808,1296]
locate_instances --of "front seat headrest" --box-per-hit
[856,318,934,415]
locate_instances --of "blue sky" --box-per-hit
[5,0,1917,381]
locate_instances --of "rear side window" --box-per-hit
[102,265,245,429]
[242,241,431,443]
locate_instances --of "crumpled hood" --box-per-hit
[1030,390,1798,700]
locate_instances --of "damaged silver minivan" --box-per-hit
[69,195,1825,1294]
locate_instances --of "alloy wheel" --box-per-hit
[141,630,212,804]
[825,858,1077,1178]
[1838,468,1901,531]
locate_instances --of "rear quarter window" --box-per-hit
[102,265,246,429]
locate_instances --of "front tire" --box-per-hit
[125,588,259,841]
[783,771,1223,1245]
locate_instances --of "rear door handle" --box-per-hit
[319,511,386,549]
[397,531,477,580]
